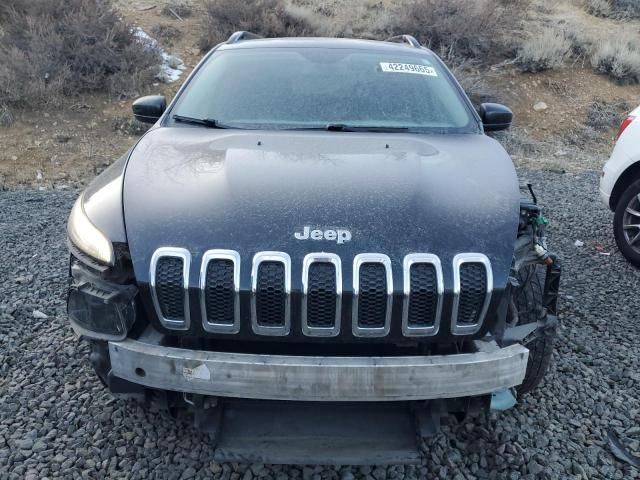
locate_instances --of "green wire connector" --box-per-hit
[536,215,548,226]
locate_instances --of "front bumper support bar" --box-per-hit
[109,336,528,401]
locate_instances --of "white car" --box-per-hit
[600,105,640,266]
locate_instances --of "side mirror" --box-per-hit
[478,103,512,132]
[132,95,167,124]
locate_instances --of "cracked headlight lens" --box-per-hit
[67,194,114,265]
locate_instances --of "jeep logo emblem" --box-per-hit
[294,226,352,244]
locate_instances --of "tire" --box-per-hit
[509,264,555,395]
[613,178,640,267]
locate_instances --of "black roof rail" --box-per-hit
[385,35,421,48]
[226,31,264,44]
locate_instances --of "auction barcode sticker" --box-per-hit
[380,62,438,77]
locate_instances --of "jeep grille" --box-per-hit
[148,249,493,337]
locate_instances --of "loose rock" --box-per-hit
[533,101,548,111]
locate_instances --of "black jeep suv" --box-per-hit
[66,33,560,464]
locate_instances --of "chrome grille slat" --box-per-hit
[402,254,443,336]
[302,253,342,337]
[451,253,493,335]
[352,254,393,337]
[148,248,494,338]
[251,252,291,336]
[150,247,191,330]
[200,250,240,334]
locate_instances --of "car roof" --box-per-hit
[216,36,436,56]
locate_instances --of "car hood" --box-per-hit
[123,127,519,290]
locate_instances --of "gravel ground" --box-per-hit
[1,169,640,480]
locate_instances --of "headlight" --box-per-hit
[67,262,137,340]
[68,194,114,265]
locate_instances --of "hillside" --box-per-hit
[0,0,639,187]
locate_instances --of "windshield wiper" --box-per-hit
[172,117,411,132]
[325,123,410,133]
[173,114,237,129]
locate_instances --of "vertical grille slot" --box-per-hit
[157,258,184,319]
[358,264,387,327]
[205,260,234,322]
[352,254,392,337]
[256,262,285,325]
[308,264,337,327]
[402,254,443,336]
[251,252,291,336]
[408,264,437,325]
[302,253,342,337]
[200,250,240,334]
[150,248,191,330]
[458,264,487,323]
[451,254,493,335]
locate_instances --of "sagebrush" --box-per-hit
[516,27,572,72]
[453,70,498,105]
[161,0,193,19]
[613,0,640,18]
[151,24,183,46]
[585,0,640,18]
[586,101,630,130]
[0,0,160,114]
[591,33,640,84]
[199,0,319,51]
[585,0,612,16]
[490,127,546,159]
[387,0,529,62]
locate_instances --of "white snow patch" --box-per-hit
[133,27,185,83]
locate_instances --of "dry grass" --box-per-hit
[386,0,530,62]
[614,0,640,18]
[490,127,547,159]
[161,0,193,19]
[591,30,640,84]
[516,27,572,72]
[585,0,612,16]
[585,0,640,18]
[0,0,161,117]
[150,24,183,47]
[585,100,631,130]
[455,72,500,105]
[199,0,320,51]
[0,104,13,127]
[197,0,533,64]
[111,115,151,136]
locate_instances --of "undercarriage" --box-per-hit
[89,334,524,464]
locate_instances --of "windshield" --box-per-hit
[171,47,478,133]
